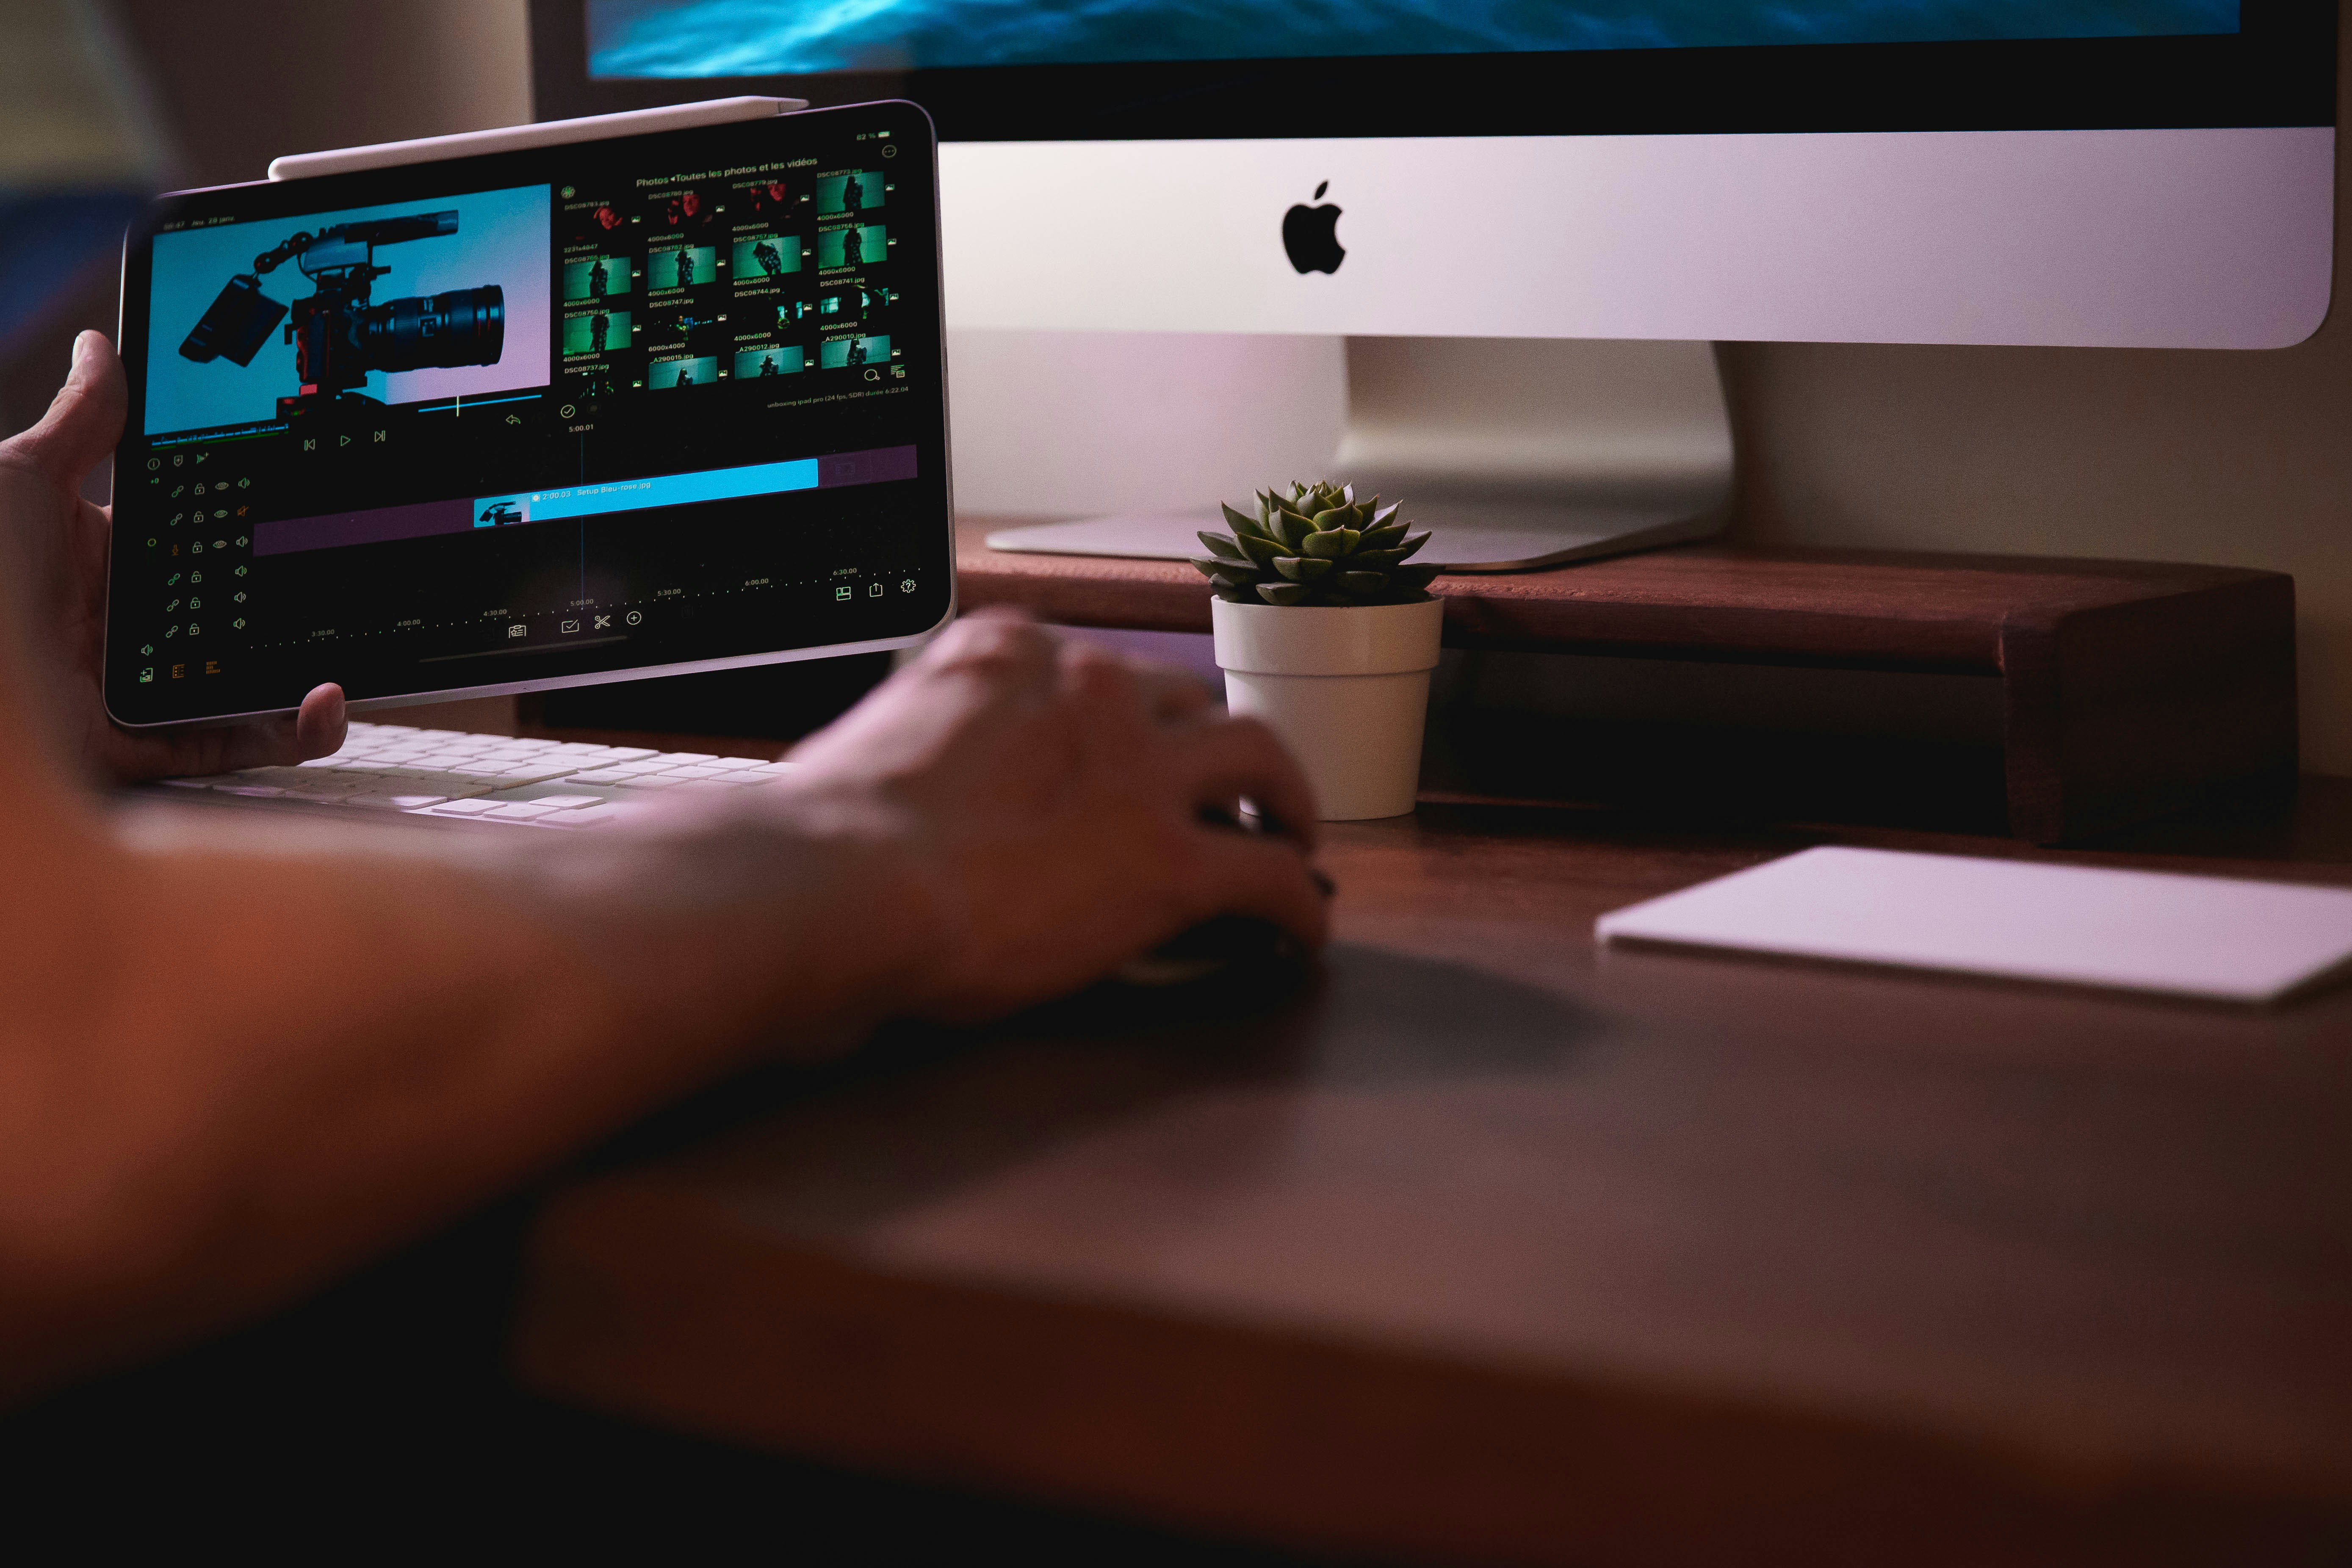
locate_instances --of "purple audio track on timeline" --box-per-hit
[252,445,919,557]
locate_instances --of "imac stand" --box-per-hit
[985,337,1733,573]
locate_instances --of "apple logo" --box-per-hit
[1283,181,1344,275]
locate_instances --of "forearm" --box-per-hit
[0,793,943,1399]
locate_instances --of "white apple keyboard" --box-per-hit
[152,720,794,829]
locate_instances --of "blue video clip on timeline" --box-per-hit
[472,455,824,528]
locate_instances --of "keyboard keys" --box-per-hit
[545,804,632,827]
[156,722,792,829]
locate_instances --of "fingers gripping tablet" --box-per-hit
[107,101,951,728]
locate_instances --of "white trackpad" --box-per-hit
[1596,846,2352,1004]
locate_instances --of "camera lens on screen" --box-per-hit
[355,286,505,372]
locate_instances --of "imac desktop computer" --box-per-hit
[530,1,2334,570]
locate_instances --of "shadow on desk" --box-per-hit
[0,961,1485,1555]
[0,1188,1331,1560]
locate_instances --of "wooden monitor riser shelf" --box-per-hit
[957,519,2297,846]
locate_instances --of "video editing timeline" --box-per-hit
[108,104,947,726]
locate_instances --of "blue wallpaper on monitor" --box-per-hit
[588,0,2240,77]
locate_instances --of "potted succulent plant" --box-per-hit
[1193,481,1444,820]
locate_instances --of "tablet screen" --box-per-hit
[106,100,950,727]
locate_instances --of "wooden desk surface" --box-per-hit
[514,805,2352,1565]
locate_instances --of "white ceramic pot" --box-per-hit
[1212,595,1446,821]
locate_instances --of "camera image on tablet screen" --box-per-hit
[819,335,889,369]
[817,226,885,270]
[651,244,717,290]
[147,184,551,437]
[816,171,884,214]
[648,354,718,387]
[735,346,805,377]
[563,310,631,356]
[563,253,632,301]
[732,234,802,280]
[819,285,891,318]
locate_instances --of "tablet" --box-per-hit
[105,99,951,728]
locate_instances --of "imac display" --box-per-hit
[531,0,2331,566]
[535,0,2331,349]
[587,1,2241,74]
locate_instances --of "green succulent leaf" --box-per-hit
[1231,531,1280,566]
[1195,561,1258,593]
[1199,483,1440,605]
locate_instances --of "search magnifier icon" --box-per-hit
[863,368,881,381]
